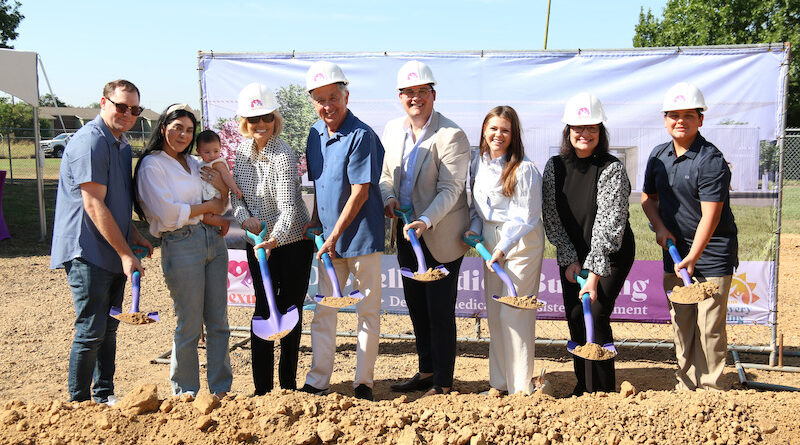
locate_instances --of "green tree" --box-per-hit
[0,99,52,136]
[275,83,318,156]
[0,0,23,49]
[39,93,69,108]
[633,0,799,127]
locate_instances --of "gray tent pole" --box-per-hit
[34,54,46,242]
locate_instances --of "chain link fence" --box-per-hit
[0,127,150,183]
[5,125,792,356]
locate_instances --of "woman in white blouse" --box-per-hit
[465,105,544,395]
[134,104,232,397]
[230,83,312,395]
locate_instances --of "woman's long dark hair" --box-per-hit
[479,105,524,197]
[132,105,198,221]
[559,123,610,161]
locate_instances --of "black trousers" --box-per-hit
[559,250,634,393]
[247,239,313,394]
[396,225,464,388]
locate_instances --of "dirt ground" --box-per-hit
[1,235,800,444]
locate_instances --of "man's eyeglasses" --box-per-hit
[246,114,275,124]
[570,125,600,134]
[105,97,144,116]
[400,87,433,97]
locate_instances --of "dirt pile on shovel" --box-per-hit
[318,296,362,308]
[0,383,794,444]
[670,280,719,304]
[414,268,447,281]
[496,296,545,310]
[572,342,616,360]
[114,312,156,325]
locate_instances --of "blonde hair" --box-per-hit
[238,109,283,139]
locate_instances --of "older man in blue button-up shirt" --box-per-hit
[300,62,384,401]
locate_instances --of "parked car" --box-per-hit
[40,133,74,158]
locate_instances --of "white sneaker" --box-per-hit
[105,395,119,407]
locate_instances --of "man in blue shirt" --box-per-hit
[50,80,152,404]
[641,82,738,391]
[301,62,385,401]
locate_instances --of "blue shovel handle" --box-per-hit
[666,239,693,286]
[245,222,283,311]
[129,245,149,313]
[394,207,428,274]
[306,228,344,298]
[462,234,517,297]
[575,271,594,344]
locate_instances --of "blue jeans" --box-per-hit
[161,223,232,395]
[65,258,125,403]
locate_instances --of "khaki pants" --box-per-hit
[483,221,544,395]
[664,273,731,390]
[305,252,382,390]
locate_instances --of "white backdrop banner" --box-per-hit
[199,46,787,192]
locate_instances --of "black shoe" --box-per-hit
[390,373,434,392]
[354,384,373,401]
[299,383,330,396]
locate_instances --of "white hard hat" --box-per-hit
[237,83,278,117]
[661,82,708,112]
[396,60,437,90]
[561,92,607,126]
[306,61,349,93]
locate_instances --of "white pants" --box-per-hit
[305,252,382,389]
[483,221,544,395]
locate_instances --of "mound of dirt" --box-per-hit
[0,383,792,444]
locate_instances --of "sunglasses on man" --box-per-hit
[106,97,144,116]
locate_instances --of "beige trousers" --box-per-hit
[483,221,544,395]
[305,252,382,389]
[664,273,732,390]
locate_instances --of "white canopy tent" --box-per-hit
[0,48,46,241]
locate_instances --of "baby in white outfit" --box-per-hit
[196,130,242,236]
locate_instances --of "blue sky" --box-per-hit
[10,0,667,111]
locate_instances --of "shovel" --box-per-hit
[665,239,715,304]
[246,222,299,341]
[305,227,364,308]
[394,206,448,281]
[567,272,617,360]
[109,245,159,325]
[462,233,542,310]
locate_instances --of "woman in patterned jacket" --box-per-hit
[230,83,313,395]
[542,92,635,394]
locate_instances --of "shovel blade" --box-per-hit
[400,267,416,279]
[109,306,122,318]
[252,306,299,342]
[146,312,160,322]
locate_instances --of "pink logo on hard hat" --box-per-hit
[577,107,590,117]
[314,73,325,82]
[407,72,419,81]
[250,99,263,109]
[674,94,686,103]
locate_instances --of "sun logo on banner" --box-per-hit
[728,272,760,305]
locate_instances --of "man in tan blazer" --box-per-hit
[380,60,470,396]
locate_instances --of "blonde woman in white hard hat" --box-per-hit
[542,92,635,395]
[641,82,738,391]
[465,105,544,395]
[134,104,233,397]
[229,83,313,396]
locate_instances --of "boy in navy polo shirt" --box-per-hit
[641,82,738,391]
